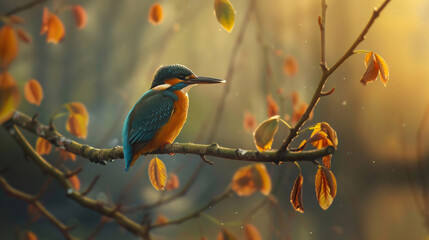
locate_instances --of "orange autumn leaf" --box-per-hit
[266,94,279,117]
[217,228,238,240]
[310,122,338,149]
[244,224,262,240]
[283,55,299,77]
[322,154,332,169]
[24,79,43,106]
[232,163,272,196]
[65,102,89,139]
[148,157,167,191]
[243,111,257,132]
[360,52,379,85]
[374,53,389,86]
[148,3,163,25]
[0,25,18,69]
[16,28,32,44]
[35,137,52,155]
[66,113,88,139]
[165,173,179,190]
[58,149,76,161]
[290,174,304,213]
[0,72,20,124]
[253,116,279,152]
[254,163,272,196]
[69,175,80,190]
[26,231,37,240]
[315,166,337,210]
[40,7,65,44]
[155,214,169,224]
[72,5,88,29]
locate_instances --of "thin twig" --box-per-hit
[82,174,100,196]
[4,0,48,16]
[0,176,76,240]
[278,0,391,151]
[149,189,234,229]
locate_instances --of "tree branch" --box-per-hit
[4,124,149,238]
[7,111,334,165]
[0,176,76,240]
[278,0,391,151]
[4,0,48,16]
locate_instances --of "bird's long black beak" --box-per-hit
[186,76,226,84]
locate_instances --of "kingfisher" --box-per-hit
[122,64,226,172]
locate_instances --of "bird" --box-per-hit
[122,64,226,172]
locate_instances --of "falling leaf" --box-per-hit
[0,25,18,69]
[66,113,88,139]
[65,102,89,139]
[69,175,80,190]
[266,94,279,117]
[9,15,24,24]
[148,157,167,191]
[57,148,76,161]
[253,116,279,152]
[26,231,37,240]
[283,55,299,77]
[214,0,235,32]
[216,228,238,240]
[254,163,271,196]
[40,7,65,44]
[155,214,169,224]
[24,79,43,106]
[165,173,179,190]
[243,111,257,132]
[232,164,272,196]
[16,28,32,44]
[244,224,262,240]
[315,166,337,210]
[0,72,20,124]
[148,3,163,25]
[72,5,88,29]
[290,174,304,213]
[374,53,389,86]
[35,137,52,155]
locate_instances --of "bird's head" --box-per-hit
[150,64,225,92]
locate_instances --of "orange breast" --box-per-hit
[130,90,189,166]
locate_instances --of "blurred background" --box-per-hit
[1,0,429,239]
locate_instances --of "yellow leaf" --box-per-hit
[148,157,167,191]
[66,113,87,139]
[148,3,163,25]
[310,122,338,149]
[253,116,279,152]
[315,166,337,210]
[35,137,52,155]
[214,0,235,32]
[254,163,271,196]
[0,25,18,69]
[24,79,43,106]
[0,72,20,124]
[290,174,304,213]
[374,53,389,86]
[244,224,262,240]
